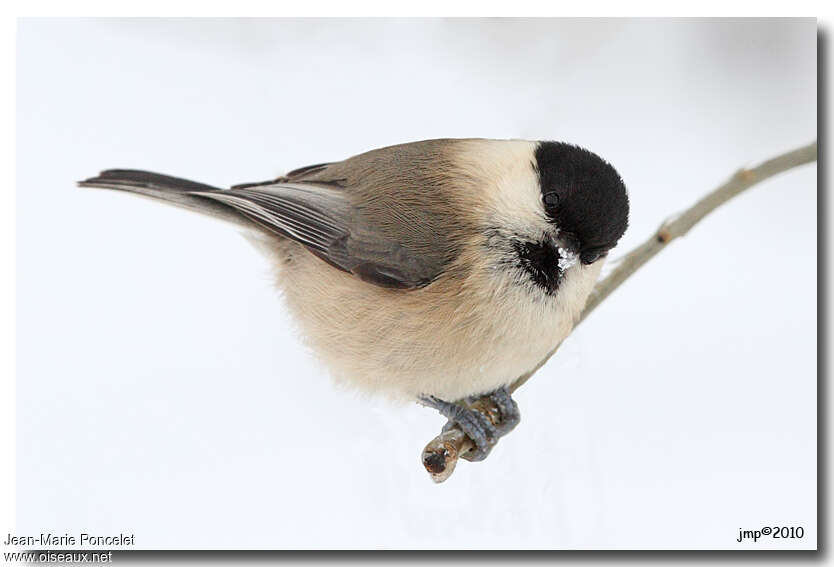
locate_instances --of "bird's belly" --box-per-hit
[298,293,567,401]
[276,247,585,402]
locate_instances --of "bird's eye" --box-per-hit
[580,250,604,264]
[543,192,559,208]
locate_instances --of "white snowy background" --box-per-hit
[17,18,816,550]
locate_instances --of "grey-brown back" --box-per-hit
[80,139,483,290]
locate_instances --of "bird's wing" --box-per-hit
[193,182,440,289]
[213,140,475,290]
[80,140,474,289]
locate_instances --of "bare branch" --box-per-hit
[422,141,817,483]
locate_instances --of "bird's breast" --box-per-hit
[272,238,601,402]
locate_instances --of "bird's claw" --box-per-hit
[420,386,521,462]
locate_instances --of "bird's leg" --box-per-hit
[419,386,521,462]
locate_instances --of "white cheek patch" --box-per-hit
[557,247,578,272]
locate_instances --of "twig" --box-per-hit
[422,141,818,483]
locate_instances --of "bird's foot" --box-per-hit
[419,386,520,462]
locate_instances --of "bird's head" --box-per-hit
[534,141,629,266]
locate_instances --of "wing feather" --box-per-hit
[193,182,436,289]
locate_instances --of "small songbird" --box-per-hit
[80,138,629,460]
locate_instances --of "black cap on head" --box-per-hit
[534,142,629,255]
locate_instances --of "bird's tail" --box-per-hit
[78,169,254,228]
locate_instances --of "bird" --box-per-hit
[79,138,629,461]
